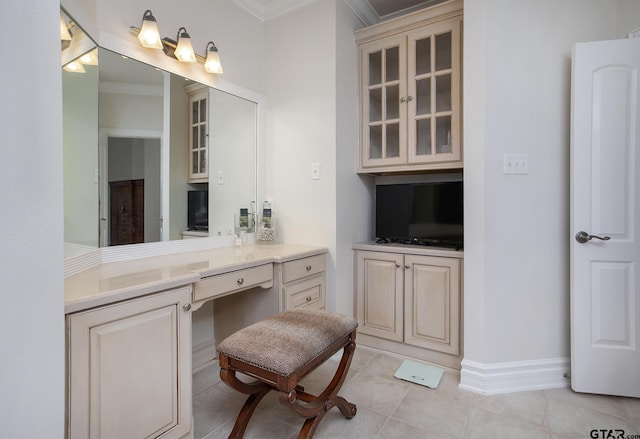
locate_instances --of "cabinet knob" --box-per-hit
[400,97,406,103]
[306,265,312,271]
[396,263,401,268]
[407,95,413,102]
[405,265,410,270]
[182,303,192,311]
[306,296,312,302]
[237,278,244,285]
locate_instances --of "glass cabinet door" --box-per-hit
[188,89,209,182]
[361,36,407,167]
[407,20,460,164]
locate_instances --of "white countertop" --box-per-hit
[65,244,327,314]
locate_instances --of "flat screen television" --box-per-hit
[188,191,208,231]
[376,181,463,250]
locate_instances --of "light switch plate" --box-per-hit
[503,154,529,175]
[217,170,224,184]
[311,162,321,180]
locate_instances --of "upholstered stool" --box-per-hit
[217,309,358,439]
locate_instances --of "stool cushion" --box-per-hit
[218,309,357,377]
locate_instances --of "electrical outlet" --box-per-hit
[503,154,529,175]
[311,162,321,180]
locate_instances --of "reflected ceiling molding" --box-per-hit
[99,81,164,97]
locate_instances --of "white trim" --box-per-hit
[231,0,316,22]
[629,27,640,38]
[344,0,380,26]
[459,357,571,395]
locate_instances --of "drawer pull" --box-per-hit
[182,303,192,311]
[306,296,312,302]
[237,278,244,285]
[306,265,312,271]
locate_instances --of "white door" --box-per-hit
[571,37,640,397]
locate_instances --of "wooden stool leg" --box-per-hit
[279,333,357,439]
[220,367,272,438]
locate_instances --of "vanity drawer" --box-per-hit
[194,263,273,302]
[281,254,326,284]
[283,274,325,310]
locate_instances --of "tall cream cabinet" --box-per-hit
[66,286,192,439]
[354,243,463,369]
[356,0,462,174]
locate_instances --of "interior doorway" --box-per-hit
[99,132,162,246]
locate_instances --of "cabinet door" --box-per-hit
[356,251,403,341]
[360,36,408,168]
[404,255,460,355]
[407,17,462,166]
[67,286,192,439]
[188,89,209,183]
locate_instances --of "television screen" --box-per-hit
[188,191,208,231]
[376,181,463,249]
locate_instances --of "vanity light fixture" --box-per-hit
[204,42,223,73]
[60,16,72,41]
[131,11,223,74]
[79,48,99,65]
[174,27,197,63]
[137,10,163,49]
[63,61,86,73]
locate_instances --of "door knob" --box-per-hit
[575,231,611,244]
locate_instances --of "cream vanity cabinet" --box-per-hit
[66,285,193,439]
[355,245,462,368]
[187,84,209,183]
[277,254,326,310]
[356,0,462,174]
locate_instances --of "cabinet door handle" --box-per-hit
[405,265,410,269]
[237,278,244,285]
[182,303,192,311]
[306,265,312,271]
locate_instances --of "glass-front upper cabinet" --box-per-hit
[362,36,407,167]
[357,2,462,173]
[188,85,209,183]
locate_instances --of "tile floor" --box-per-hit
[192,348,640,439]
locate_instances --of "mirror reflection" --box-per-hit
[62,10,257,256]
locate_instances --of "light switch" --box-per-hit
[503,154,529,175]
[311,162,321,180]
[217,170,224,184]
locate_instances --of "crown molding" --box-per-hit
[232,0,316,21]
[343,0,379,26]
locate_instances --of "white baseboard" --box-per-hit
[192,340,217,372]
[459,357,571,395]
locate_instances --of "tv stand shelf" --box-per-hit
[352,242,463,369]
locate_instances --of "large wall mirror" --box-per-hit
[61,9,258,258]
